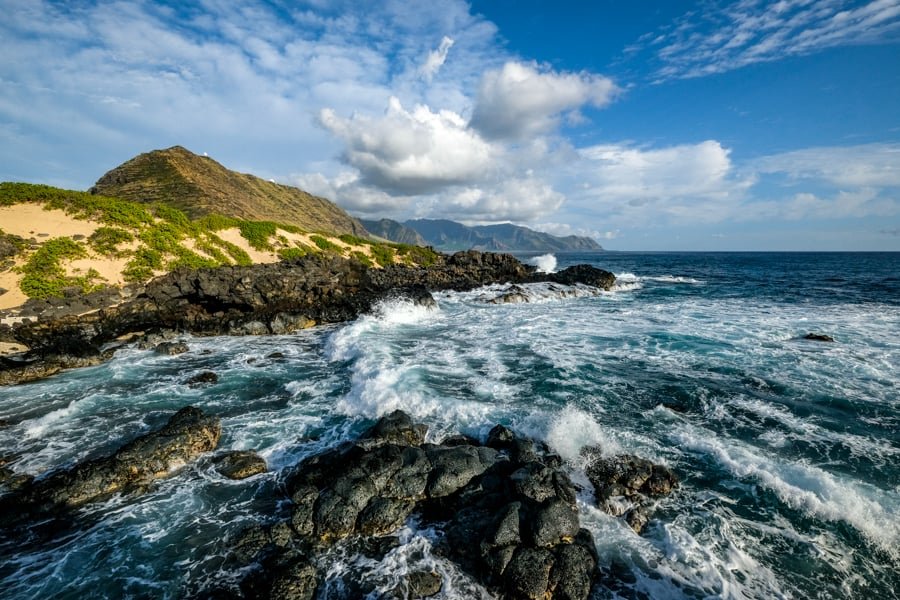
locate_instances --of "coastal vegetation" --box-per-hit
[0,182,440,303]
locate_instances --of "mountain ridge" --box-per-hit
[382,218,603,252]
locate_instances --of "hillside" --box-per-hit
[0,183,437,313]
[398,218,603,251]
[359,219,427,246]
[91,146,367,236]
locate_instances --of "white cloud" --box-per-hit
[420,36,454,80]
[426,178,566,222]
[638,0,900,80]
[319,97,497,194]
[753,143,900,187]
[470,61,619,140]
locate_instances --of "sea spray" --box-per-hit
[530,253,557,273]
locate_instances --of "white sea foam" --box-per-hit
[545,405,623,464]
[675,425,900,559]
[530,253,557,273]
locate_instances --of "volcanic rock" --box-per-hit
[214,450,267,480]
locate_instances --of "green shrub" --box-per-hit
[18,237,103,299]
[369,244,395,267]
[238,220,278,250]
[167,247,219,270]
[394,243,439,267]
[339,233,372,246]
[88,227,134,257]
[351,250,373,267]
[122,247,163,282]
[139,222,183,253]
[196,213,240,232]
[278,247,307,261]
[309,234,343,254]
[193,239,231,266]
[153,204,194,233]
[206,234,253,266]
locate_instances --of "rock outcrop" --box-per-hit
[1,407,220,524]
[222,412,599,600]
[583,447,678,533]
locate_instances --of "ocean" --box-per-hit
[1,252,898,599]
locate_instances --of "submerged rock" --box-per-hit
[214,450,267,480]
[2,407,220,522]
[185,371,218,386]
[803,333,835,343]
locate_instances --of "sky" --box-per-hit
[1,0,899,250]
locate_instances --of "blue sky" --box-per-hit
[1,0,899,250]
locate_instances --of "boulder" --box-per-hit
[185,371,218,386]
[214,450,267,480]
[2,407,220,521]
[155,341,189,355]
[584,449,678,533]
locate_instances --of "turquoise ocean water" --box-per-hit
[1,252,898,599]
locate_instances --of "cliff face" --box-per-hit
[91,146,367,236]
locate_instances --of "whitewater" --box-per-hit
[0,251,898,599]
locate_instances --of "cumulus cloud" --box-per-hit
[427,178,566,222]
[421,36,455,80]
[319,97,497,195]
[470,61,619,140]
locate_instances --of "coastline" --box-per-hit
[0,250,615,385]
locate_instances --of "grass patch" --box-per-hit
[88,227,134,257]
[122,247,164,283]
[339,233,372,246]
[238,220,278,250]
[18,237,104,299]
[309,234,343,254]
[394,243,439,267]
[369,244,395,267]
[351,251,373,267]
[206,234,253,266]
[196,213,240,232]
[278,247,307,261]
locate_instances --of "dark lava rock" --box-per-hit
[399,570,442,598]
[803,333,835,343]
[2,407,220,522]
[155,341,189,355]
[543,264,616,290]
[0,351,114,386]
[214,450,267,480]
[185,371,218,386]
[228,411,599,600]
[584,448,678,533]
[266,352,285,359]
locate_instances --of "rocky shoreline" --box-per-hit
[0,251,615,386]
[1,408,677,599]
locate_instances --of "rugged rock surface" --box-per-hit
[214,450,267,480]
[1,407,221,524]
[155,341,189,355]
[223,411,599,600]
[185,371,218,386]
[583,448,678,533]
[1,251,615,385]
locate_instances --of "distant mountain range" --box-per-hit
[361,218,602,252]
[91,146,367,236]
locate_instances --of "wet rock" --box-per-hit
[362,410,428,447]
[234,412,598,599]
[2,407,220,520]
[266,352,285,359]
[399,570,442,598]
[543,264,616,290]
[185,371,218,386]
[0,351,113,386]
[155,341,189,355]
[584,449,678,533]
[269,558,318,600]
[215,450,267,480]
[803,333,835,342]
